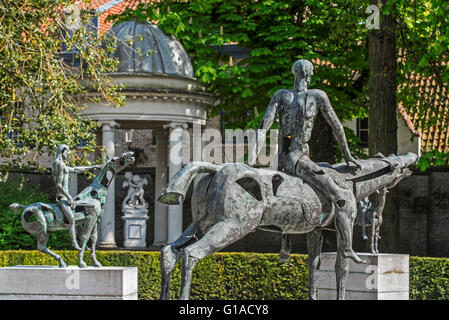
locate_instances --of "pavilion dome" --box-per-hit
[108,19,194,77]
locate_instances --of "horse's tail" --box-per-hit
[158,162,222,205]
[9,203,25,213]
[10,203,47,235]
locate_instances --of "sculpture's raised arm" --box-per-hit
[69,164,102,174]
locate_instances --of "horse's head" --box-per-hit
[108,151,135,173]
[385,152,419,188]
[100,151,135,181]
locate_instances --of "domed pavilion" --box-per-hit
[80,19,215,249]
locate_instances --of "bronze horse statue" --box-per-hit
[9,152,135,268]
[158,152,417,300]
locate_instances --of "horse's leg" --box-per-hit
[78,215,97,268]
[374,227,379,254]
[335,224,351,300]
[307,229,323,300]
[160,222,199,300]
[77,224,90,251]
[279,233,292,262]
[361,204,368,240]
[370,216,376,254]
[374,189,386,255]
[374,218,381,254]
[90,221,102,267]
[37,232,67,268]
[178,220,256,300]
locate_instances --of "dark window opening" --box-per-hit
[356,118,368,147]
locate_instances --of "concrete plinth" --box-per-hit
[0,266,138,300]
[317,253,409,300]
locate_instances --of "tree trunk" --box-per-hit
[368,0,399,253]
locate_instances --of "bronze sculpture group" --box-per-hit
[8,59,417,300]
[158,59,417,300]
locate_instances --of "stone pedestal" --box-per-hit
[317,253,409,300]
[0,266,138,300]
[122,206,149,248]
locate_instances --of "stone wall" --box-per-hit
[398,170,449,257]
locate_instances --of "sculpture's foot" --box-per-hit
[363,235,368,240]
[279,249,290,263]
[93,260,102,268]
[72,242,82,251]
[343,249,367,264]
[79,261,88,268]
[58,259,67,268]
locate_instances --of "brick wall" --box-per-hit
[397,170,449,257]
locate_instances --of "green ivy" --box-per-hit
[416,150,449,172]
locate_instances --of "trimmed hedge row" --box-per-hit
[0,250,309,300]
[409,256,449,300]
[0,250,448,300]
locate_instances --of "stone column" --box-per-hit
[192,122,203,187]
[166,122,188,243]
[98,120,120,249]
[152,129,169,246]
[193,123,202,162]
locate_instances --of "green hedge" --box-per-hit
[410,256,449,300]
[0,250,308,300]
[0,250,448,300]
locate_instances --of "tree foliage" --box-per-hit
[111,0,370,131]
[2,0,445,173]
[391,0,449,170]
[0,0,124,174]
[113,0,449,169]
